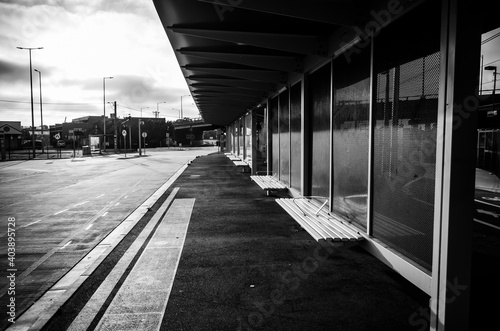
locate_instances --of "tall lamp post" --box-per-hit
[181,94,190,119]
[485,66,497,111]
[172,108,181,119]
[156,101,166,118]
[17,46,43,159]
[103,76,113,152]
[34,69,44,152]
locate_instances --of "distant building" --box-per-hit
[0,121,23,150]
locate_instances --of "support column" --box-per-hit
[266,99,272,175]
[430,0,480,329]
[301,75,310,196]
[251,110,258,174]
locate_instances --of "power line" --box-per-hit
[0,99,100,106]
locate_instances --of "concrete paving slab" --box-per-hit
[96,198,194,330]
[67,187,180,331]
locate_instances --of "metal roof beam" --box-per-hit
[183,66,287,84]
[197,0,363,26]
[170,27,327,56]
[188,76,277,91]
[179,49,303,72]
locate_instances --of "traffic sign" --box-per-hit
[54,133,60,140]
[122,130,127,136]
[142,132,147,138]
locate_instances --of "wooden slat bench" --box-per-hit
[250,174,288,195]
[276,197,364,247]
[232,160,250,172]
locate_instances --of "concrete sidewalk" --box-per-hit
[159,153,429,330]
[38,152,429,330]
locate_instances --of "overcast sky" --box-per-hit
[0,0,197,128]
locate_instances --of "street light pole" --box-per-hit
[181,95,190,119]
[103,76,113,153]
[156,101,166,118]
[34,68,43,152]
[17,46,43,159]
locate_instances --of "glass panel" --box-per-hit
[245,113,252,164]
[238,118,244,157]
[332,51,370,230]
[256,107,267,173]
[290,82,302,191]
[279,90,290,185]
[373,49,440,271]
[308,64,331,198]
[271,97,280,176]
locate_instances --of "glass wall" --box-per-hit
[271,97,280,176]
[238,118,244,157]
[308,64,331,198]
[332,50,370,230]
[279,89,290,186]
[372,10,440,271]
[244,114,252,164]
[290,82,302,191]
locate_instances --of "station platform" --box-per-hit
[13,153,432,330]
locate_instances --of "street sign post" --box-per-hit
[142,132,147,155]
[122,130,127,158]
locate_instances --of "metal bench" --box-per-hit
[250,173,288,195]
[276,197,364,247]
[232,160,250,172]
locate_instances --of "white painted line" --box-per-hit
[60,241,72,250]
[54,209,69,215]
[69,188,180,331]
[124,196,128,199]
[101,212,108,217]
[115,202,120,206]
[95,198,195,330]
[22,220,42,228]
[96,194,105,199]
[85,224,93,230]
[74,201,89,207]
[474,218,500,230]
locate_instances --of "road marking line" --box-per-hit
[69,187,180,331]
[85,224,93,230]
[101,212,108,217]
[115,202,120,206]
[54,209,69,215]
[96,194,105,199]
[95,198,195,330]
[60,241,72,249]
[75,201,89,207]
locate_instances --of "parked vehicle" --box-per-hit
[57,140,66,147]
[22,140,43,150]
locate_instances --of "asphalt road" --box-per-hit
[0,147,217,329]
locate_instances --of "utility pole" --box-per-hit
[113,101,117,153]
